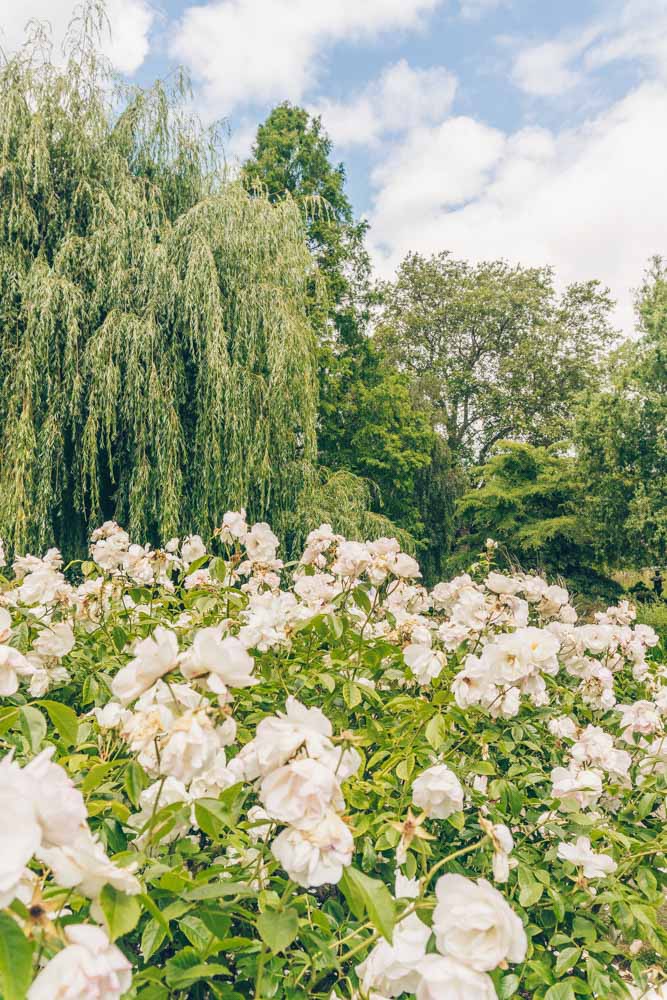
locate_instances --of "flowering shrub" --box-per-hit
[0,518,665,999]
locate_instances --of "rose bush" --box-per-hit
[0,518,665,999]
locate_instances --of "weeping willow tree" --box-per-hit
[0,6,319,557]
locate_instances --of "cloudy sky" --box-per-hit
[2,0,667,332]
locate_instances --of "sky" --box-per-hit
[2,0,667,333]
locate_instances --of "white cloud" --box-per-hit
[512,0,667,98]
[512,39,586,97]
[0,0,154,74]
[310,59,457,148]
[459,0,509,21]
[369,81,667,332]
[170,0,442,115]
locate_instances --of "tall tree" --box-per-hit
[0,15,318,556]
[243,106,458,575]
[378,252,616,465]
[577,258,667,568]
[242,102,371,341]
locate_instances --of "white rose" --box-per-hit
[180,629,256,691]
[356,912,430,997]
[432,873,527,972]
[548,716,578,740]
[416,954,497,1000]
[24,748,88,847]
[181,534,206,567]
[412,764,463,819]
[32,622,75,659]
[27,924,132,1000]
[93,702,129,730]
[261,758,344,827]
[0,644,33,695]
[270,811,353,887]
[129,777,190,847]
[404,641,445,686]
[37,828,140,900]
[237,697,334,778]
[0,755,42,906]
[485,572,520,595]
[550,766,602,811]
[0,607,11,642]
[557,836,617,878]
[331,540,372,578]
[391,552,421,579]
[111,627,179,704]
[159,712,222,782]
[220,509,248,542]
[244,522,279,562]
[189,752,238,800]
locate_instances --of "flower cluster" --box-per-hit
[0,517,664,999]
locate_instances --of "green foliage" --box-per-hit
[457,442,595,576]
[577,257,667,568]
[0,19,318,558]
[378,252,616,465]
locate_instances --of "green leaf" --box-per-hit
[343,681,362,708]
[353,586,372,614]
[0,707,19,736]
[19,705,46,752]
[0,913,34,1000]
[544,982,576,1000]
[100,885,141,941]
[168,963,231,989]
[82,758,129,794]
[37,700,79,746]
[499,974,520,998]
[518,867,544,907]
[124,762,150,807]
[425,713,447,750]
[555,947,582,977]
[256,908,299,953]
[339,866,396,942]
[141,919,167,961]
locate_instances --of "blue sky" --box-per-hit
[3,0,667,331]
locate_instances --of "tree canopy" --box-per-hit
[0,16,318,557]
[577,258,667,568]
[377,252,616,464]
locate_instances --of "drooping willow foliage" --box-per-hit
[0,7,318,557]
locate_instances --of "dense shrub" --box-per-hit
[0,522,665,999]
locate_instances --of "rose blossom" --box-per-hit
[27,924,131,1000]
[432,873,527,972]
[412,764,464,819]
[261,757,344,827]
[270,811,353,886]
[557,836,617,879]
[416,954,497,1000]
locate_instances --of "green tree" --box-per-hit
[577,258,667,568]
[378,252,616,465]
[242,102,370,340]
[457,442,617,598]
[244,106,458,573]
[0,14,318,557]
